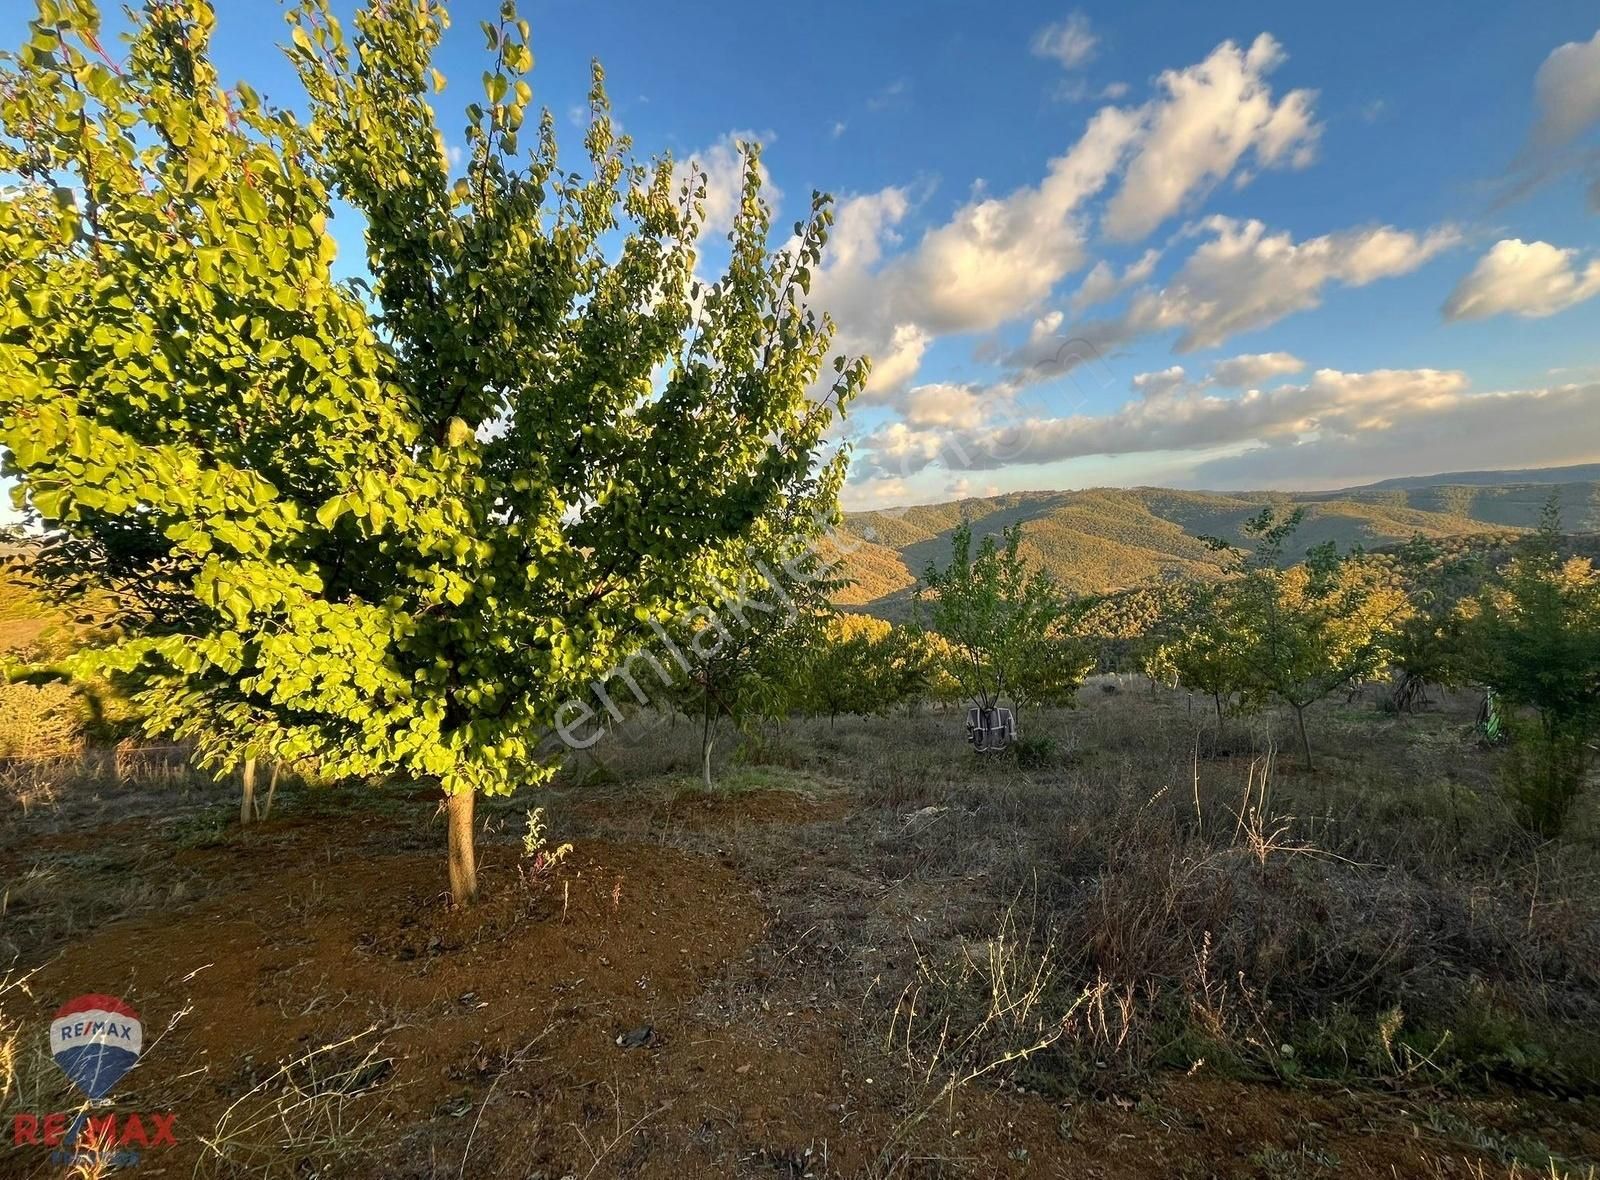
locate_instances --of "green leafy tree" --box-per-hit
[1008,633,1092,720]
[1464,502,1600,834]
[1166,583,1258,726]
[798,614,934,724]
[1221,511,1410,769]
[657,510,841,788]
[0,0,864,901]
[1382,535,1470,713]
[918,522,1066,724]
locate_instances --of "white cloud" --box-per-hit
[995,219,1449,391]
[814,106,1143,398]
[1209,351,1306,387]
[1113,216,1459,352]
[1069,247,1161,312]
[1131,365,1189,400]
[1504,28,1600,205]
[674,130,779,238]
[1443,238,1600,321]
[866,324,932,398]
[1192,381,1600,488]
[903,382,990,429]
[1032,13,1098,70]
[844,476,912,510]
[855,367,1521,479]
[888,107,1141,334]
[1528,28,1600,153]
[815,35,1324,398]
[857,421,951,477]
[1102,35,1321,241]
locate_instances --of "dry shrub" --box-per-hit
[0,680,83,759]
[194,1027,393,1177]
[886,892,1088,1094]
[1037,756,1600,1086]
[878,717,1600,1095]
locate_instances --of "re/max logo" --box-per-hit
[12,1110,178,1152]
[55,1017,139,1043]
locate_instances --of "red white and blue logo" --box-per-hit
[49,995,142,1102]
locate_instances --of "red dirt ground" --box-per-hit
[4,789,1598,1178]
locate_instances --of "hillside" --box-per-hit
[835,470,1600,616]
[1353,462,1600,491]
[0,551,69,656]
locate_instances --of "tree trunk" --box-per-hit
[240,756,257,826]
[1293,703,1313,771]
[1213,692,1224,728]
[446,790,478,905]
[701,693,716,789]
[261,761,281,821]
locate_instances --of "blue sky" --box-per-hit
[4,1,1599,514]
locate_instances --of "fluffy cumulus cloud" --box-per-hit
[1107,216,1459,352]
[1068,248,1161,312]
[1443,238,1600,321]
[1527,28,1600,154]
[814,106,1143,399]
[1032,12,1098,69]
[852,366,1600,492]
[1209,351,1306,387]
[902,382,992,429]
[999,218,1452,375]
[1101,35,1320,242]
[814,33,1325,400]
[1130,365,1190,400]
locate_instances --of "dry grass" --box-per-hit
[596,683,1600,1094]
[3,681,1598,1176]
[0,681,83,761]
[193,1026,394,1178]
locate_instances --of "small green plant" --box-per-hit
[520,807,572,876]
[1464,501,1600,835]
[1247,1144,1340,1179]
[1010,735,1059,770]
[918,522,1076,730]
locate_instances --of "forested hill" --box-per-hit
[835,470,1600,617]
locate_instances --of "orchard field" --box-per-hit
[2,2,1599,1177]
[4,679,1600,1178]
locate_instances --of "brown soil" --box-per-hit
[573,784,853,834]
[4,784,1597,1178]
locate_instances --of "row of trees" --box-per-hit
[639,499,1597,838]
[666,520,1099,778]
[1147,508,1410,769]
[2,1,1593,904]
[1142,504,1600,833]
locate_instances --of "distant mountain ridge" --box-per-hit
[835,466,1600,618]
[1348,463,1600,491]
